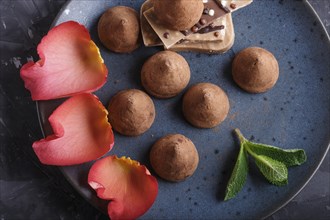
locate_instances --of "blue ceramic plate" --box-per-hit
[37,0,330,219]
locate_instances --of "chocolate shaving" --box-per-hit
[215,0,231,13]
[197,24,225,34]
[177,39,188,44]
[180,30,189,36]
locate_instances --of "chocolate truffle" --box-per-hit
[98,6,140,53]
[141,51,190,98]
[150,134,199,182]
[153,0,204,31]
[107,89,155,136]
[232,47,279,93]
[182,83,230,128]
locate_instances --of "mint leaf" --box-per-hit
[253,155,288,186]
[246,142,306,167]
[224,144,249,201]
[224,129,307,201]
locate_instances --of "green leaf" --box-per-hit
[246,142,307,167]
[224,144,249,201]
[253,155,288,186]
[223,129,307,201]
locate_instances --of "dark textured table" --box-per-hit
[0,1,329,219]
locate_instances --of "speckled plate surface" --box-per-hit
[37,0,330,219]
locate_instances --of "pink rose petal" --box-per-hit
[33,93,114,165]
[88,155,158,220]
[20,21,107,100]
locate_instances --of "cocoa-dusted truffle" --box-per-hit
[153,0,204,31]
[150,134,199,182]
[232,47,279,93]
[141,51,190,98]
[98,6,140,53]
[182,83,230,128]
[107,89,155,136]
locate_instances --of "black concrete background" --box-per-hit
[0,1,329,219]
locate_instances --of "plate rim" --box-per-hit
[35,0,330,219]
[263,0,330,218]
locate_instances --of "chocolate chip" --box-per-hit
[178,39,186,44]
[214,31,220,37]
[163,32,169,39]
[230,3,237,9]
[199,18,207,25]
[191,26,199,33]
